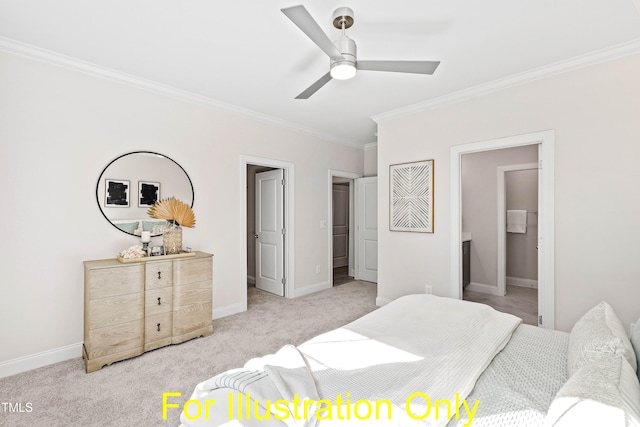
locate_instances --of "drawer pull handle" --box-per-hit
[157,271,162,280]
[157,323,161,332]
[157,297,161,305]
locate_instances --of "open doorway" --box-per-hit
[247,165,286,296]
[498,164,539,297]
[328,170,361,286]
[450,130,555,329]
[241,156,294,310]
[332,179,353,285]
[459,147,539,325]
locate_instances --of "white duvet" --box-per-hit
[181,294,521,427]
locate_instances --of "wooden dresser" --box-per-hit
[83,251,213,373]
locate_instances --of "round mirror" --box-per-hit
[96,151,194,236]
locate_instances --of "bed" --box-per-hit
[179,294,640,427]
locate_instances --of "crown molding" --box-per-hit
[364,142,378,151]
[0,36,364,150]
[372,38,640,124]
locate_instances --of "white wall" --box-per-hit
[377,54,640,332]
[364,143,378,177]
[0,51,363,366]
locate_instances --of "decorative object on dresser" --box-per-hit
[140,230,151,254]
[118,245,148,261]
[147,196,196,254]
[83,251,213,373]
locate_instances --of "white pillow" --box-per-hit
[567,301,637,375]
[544,355,640,427]
[631,320,640,381]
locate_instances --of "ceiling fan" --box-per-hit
[281,5,440,99]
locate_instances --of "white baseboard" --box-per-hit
[376,296,392,306]
[0,342,82,379]
[506,276,538,289]
[293,281,331,298]
[247,275,256,285]
[1,301,247,378]
[466,282,502,296]
[213,302,246,319]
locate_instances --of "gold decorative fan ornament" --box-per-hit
[147,196,195,228]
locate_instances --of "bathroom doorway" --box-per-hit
[498,164,539,298]
[452,130,555,328]
[460,147,539,324]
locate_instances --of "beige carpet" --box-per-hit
[0,280,377,427]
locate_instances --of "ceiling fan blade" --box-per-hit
[358,60,440,75]
[281,5,344,61]
[295,72,332,99]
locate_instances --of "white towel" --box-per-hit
[507,210,527,233]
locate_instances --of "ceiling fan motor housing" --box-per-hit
[330,36,357,79]
[332,35,357,63]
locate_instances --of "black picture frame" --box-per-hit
[138,181,160,207]
[105,179,130,207]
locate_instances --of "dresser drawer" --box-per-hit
[173,280,212,310]
[88,293,144,330]
[145,261,173,289]
[145,286,172,316]
[172,301,212,337]
[174,257,212,285]
[87,264,143,298]
[144,312,172,344]
[173,280,212,337]
[86,320,144,359]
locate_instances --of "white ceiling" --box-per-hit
[1,0,640,147]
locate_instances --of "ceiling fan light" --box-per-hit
[330,62,356,80]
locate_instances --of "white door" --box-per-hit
[255,169,285,296]
[332,184,349,268]
[356,177,378,282]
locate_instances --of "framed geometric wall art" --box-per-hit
[389,160,434,233]
[105,179,130,207]
[138,181,160,207]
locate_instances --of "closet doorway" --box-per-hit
[328,170,361,286]
[332,180,353,285]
